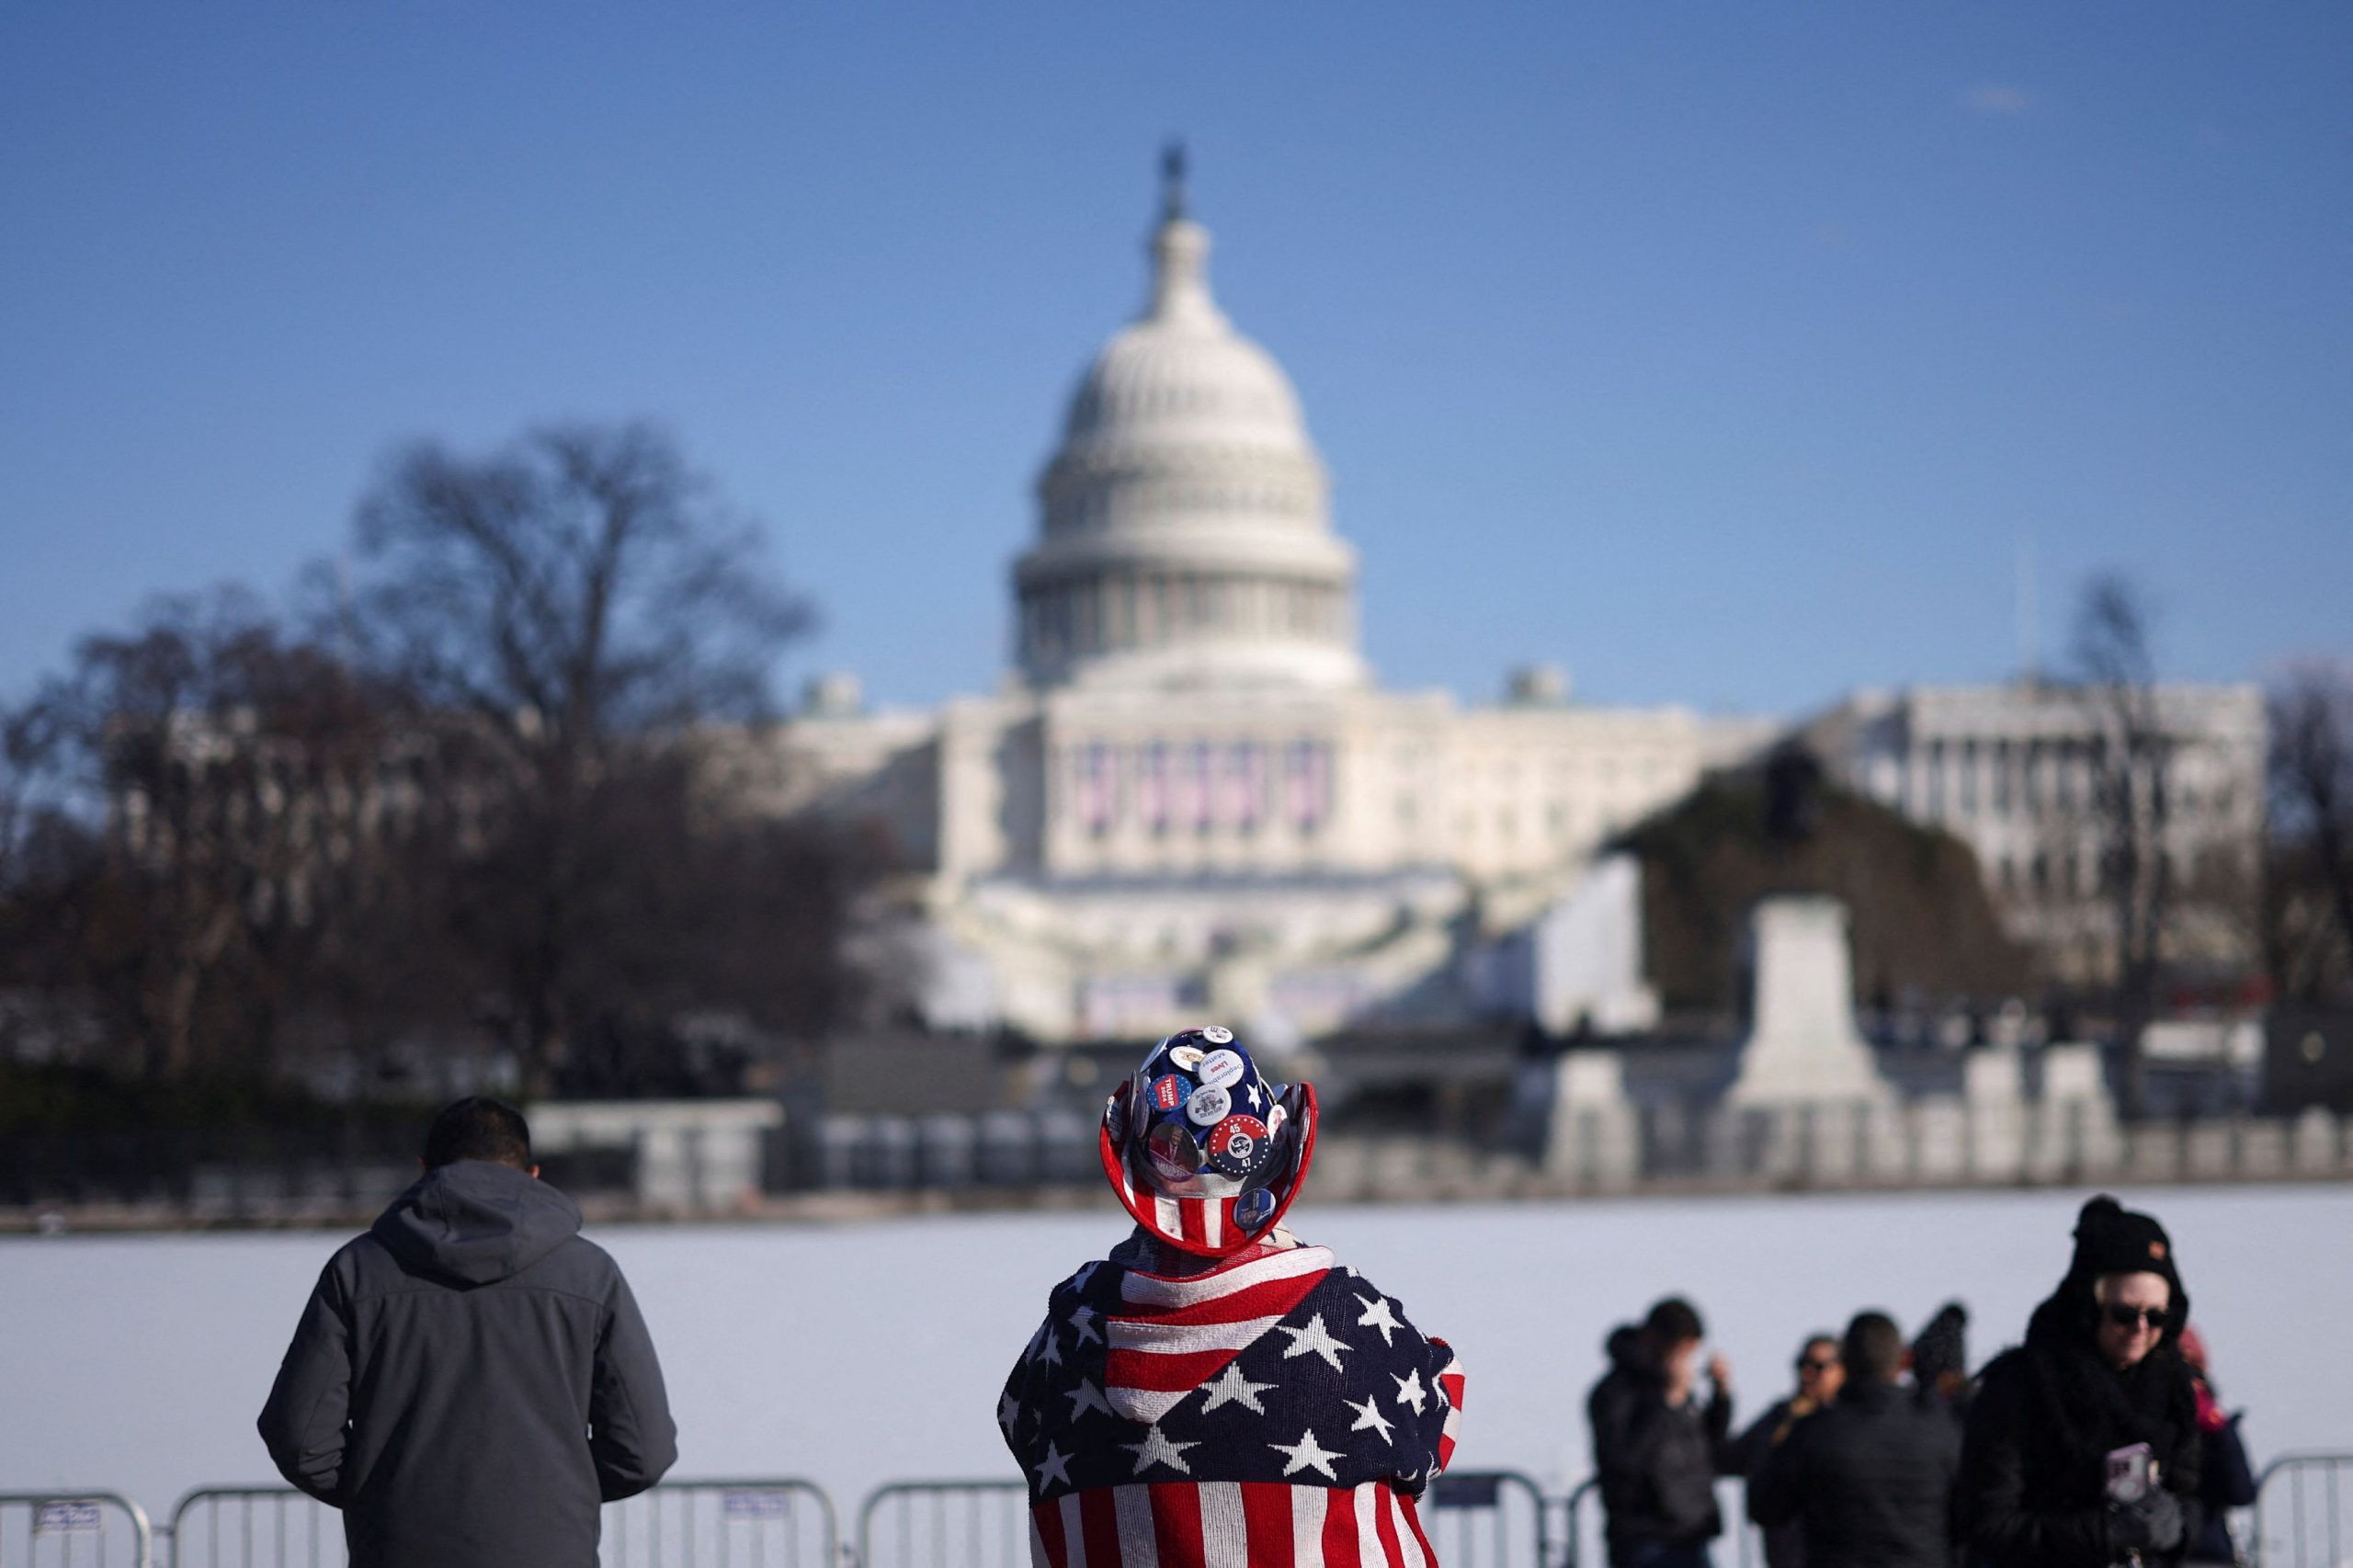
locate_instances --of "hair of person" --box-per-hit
[422,1096,533,1169]
[1842,1311,1905,1382]
[2090,1272,2171,1304]
[1796,1333,1838,1367]
[1645,1296,1705,1345]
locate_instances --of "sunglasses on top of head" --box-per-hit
[2103,1303,2171,1331]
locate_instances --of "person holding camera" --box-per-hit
[1588,1297,1739,1568]
[1958,1196,2203,1567]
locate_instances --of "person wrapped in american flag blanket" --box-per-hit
[1001,1028,1466,1568]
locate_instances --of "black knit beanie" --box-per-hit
[1910,1301,1969,1384]
[2068,1195,2189,1329]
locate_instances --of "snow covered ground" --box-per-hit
[4,1185,2347,1521]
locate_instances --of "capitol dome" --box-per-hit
[1014,154,1366,692]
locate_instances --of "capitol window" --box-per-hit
[1141,743,1170,834]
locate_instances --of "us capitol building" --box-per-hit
[738,161,1774,1045]
[735,159,2261,1045]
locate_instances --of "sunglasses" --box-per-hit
[1798,1357,1839,1373]
[2103,1304,2171,1331]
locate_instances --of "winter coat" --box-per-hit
[2186,1385,2256,1566]
[1587,1326,1735,1560]
[999,1226,1465,1568]
[257,1161,677,1568]
[1747,1380,1961,1568]
[1728,1396,1811,1568]
[1957,1294,2202,1568]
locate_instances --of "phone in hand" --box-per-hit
[2105,1442,2155,1504]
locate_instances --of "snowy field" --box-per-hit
[4,1185,2347,1518]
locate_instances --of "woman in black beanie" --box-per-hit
[1958,1196,2204,1567]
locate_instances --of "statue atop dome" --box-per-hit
[1160,140,1188,222]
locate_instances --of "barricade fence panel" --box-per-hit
[858,1473,1548,1568]
[2253,1451,2353,1568]
[1561,1477,1763,1568]
[857,1482,1032,1568]
[84,1457,2353,1568]
[168,1488,336,1568]
[1420,1471,1551,1568]
[0,1492,153,1568]
[604,1480,837,1568]
[161,1480,835,1568]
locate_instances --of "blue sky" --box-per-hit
[3,4,2347,717]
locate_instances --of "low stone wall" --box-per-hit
[1529,1100,2350,1196]
[6,1102,2344,1231]
[787,1103,2352,1203]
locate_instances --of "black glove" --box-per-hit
[2109,1488,2185,1553]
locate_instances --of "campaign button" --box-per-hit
[1197,1049,1245,1089]
[1146,1119,1203,1182]
[1234,1187,1277,1229]
[1167,1045,1205,1071]
[1184,1084,1232,1126]
[1147,1074,1189,1112]
[1200,1025,1233,1044]
[1207,1114,1271,1177]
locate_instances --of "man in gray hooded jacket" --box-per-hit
[258,1097,676,1567]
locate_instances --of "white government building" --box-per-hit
[746,160,2265,1045]
[746,164,1772,1045]
[1803,680,2267,983]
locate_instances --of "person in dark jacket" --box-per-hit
[1588,1296,1737,1568]
[1910,1302,1972,1430]
[2175,1327,2257,1565]
[1749,1311,1961,1568]
[1959,1195,2204,1568]
[1727,1333,1844,1568]
[258,1097,677,1568]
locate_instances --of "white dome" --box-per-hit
[1014,172,1365,694]
[1057,221,1311,460]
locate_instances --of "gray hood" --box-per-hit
[371,1160,582,1286]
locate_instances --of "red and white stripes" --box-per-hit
[1432,1346,1466,1473]
[1029,1481,1438,1568]
[1102,1247,1332,1426]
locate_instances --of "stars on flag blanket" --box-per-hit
[1003,1242,1465,1506]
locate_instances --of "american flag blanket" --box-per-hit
[1000,1231,1466,1568]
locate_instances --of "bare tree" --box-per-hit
[2070,573,2174,1116]
[334,422,818,1092]
[4,590,434,1080]
[2268,660,2353,1002]
[0,692,65,894]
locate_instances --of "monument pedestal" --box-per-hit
[1723,896,1893,1108]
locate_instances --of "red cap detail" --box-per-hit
[1098,1081,1317,1257]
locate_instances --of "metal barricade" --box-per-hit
[858,1482,1031,1568]
[2253,1451,2353,1568]
[605,1480,838,1568]
[1563,1480,1597,1568]
[857,1474,1553,1568]
[167,1488,337,1568]
[1560,1477,1761,1568]
[163,1480,836,1568]
[1422,1470,1552,1568]
[0,1492,154,1568]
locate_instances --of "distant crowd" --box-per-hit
[1587,1196,2256,1568]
